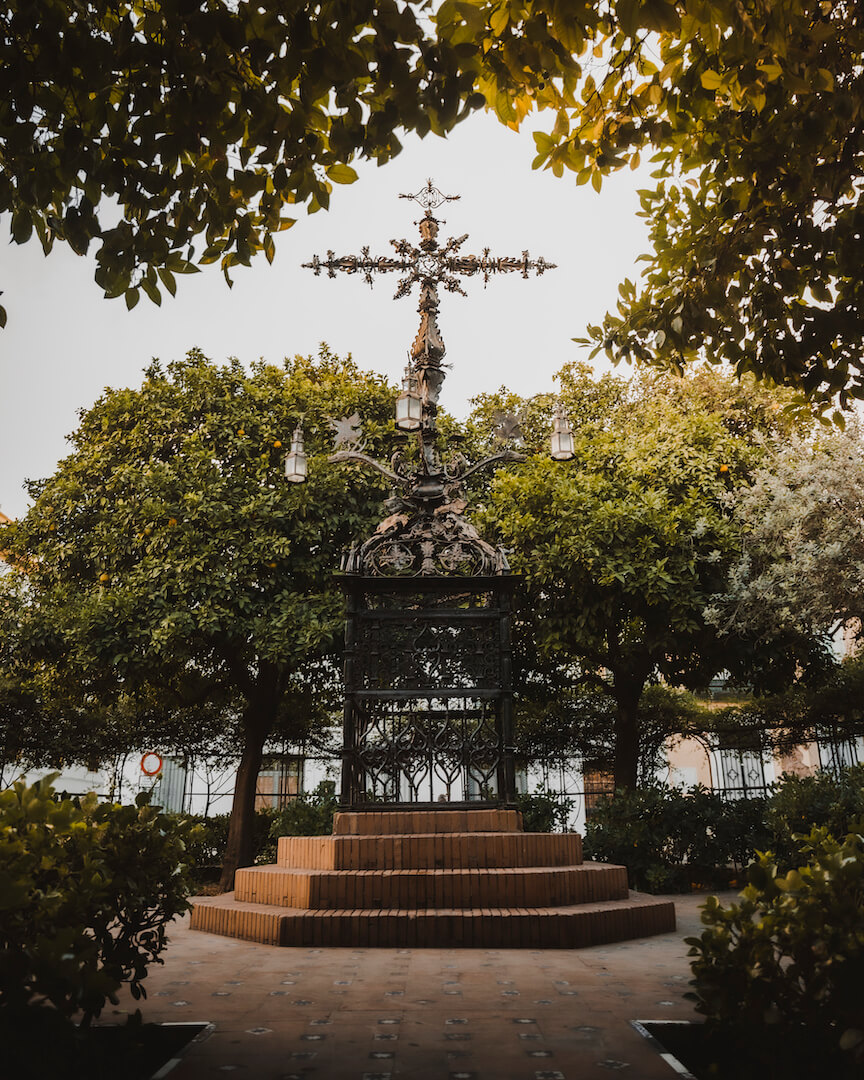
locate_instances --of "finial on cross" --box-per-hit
[399,178,460,214]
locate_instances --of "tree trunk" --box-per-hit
[218,692,276,892]
[612,678,643,793]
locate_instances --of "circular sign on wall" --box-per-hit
[140,752,163,777]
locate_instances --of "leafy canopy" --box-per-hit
[706,425,864,649]
[437,0,864,409]
[6,1,864,412]
[474,363,817,787]
[0,348,394,758]
[0,0,478,324]
[6,2,864,409]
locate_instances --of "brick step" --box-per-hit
[235,861,628,910]
[277,831,583,871]
[189,892,676,949]
[332,809,523,835]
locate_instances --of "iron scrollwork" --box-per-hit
[350,698,502,804]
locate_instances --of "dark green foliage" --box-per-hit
[585,767,864,893]
[0,775,194,1072]
[515,790,574,833]
[0,348,395,889]
[686,830,864,1079]
[170,810,275,890]
[0,0,473,323]
[257,781,339,864]
[583,783,769,893]
[172,782,339,886]
[480,364,810,792]
[767,765,864,869]
[267,781,338,839]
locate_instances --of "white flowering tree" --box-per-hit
[706,427,864,655]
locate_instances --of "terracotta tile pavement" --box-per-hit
[108,891,729,1080]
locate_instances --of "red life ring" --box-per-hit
[141,752,163,777]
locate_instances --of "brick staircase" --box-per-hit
[189,809,675,948]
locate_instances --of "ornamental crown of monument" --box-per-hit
[294,179,571,577]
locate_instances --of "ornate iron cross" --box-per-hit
[302,181,556,554]
[303,180,555,414]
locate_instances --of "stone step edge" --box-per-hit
[189,893,676,949]
[243,862,615,877]
[276,832,583,870]
[234,862,629,910]
[332,809,524,835]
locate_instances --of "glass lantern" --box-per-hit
[550,403,575,461]
[284,426,307,482]
[395,366,423,431]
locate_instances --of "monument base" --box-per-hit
[189,809,675,948]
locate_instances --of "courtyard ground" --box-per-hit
[112,891,726,1080]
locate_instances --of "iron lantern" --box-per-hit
[284,426,308,482]
[395,366,423,431]
[550,403,575,461]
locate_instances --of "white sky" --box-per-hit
[0,113,652,518]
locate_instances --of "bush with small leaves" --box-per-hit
[516,790,574,833]
[767,765,864,869]
[171,810,274,889]
[583,783,769,892]
[686,828,864,1079]
[0,775,195,1075]
[256,781,339,864]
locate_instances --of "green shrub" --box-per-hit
[686,828,864,1079]
[0,776,195,1076]
[767,764,864,868]
[515,789,574,832]
[258,780,338,862]
[173,810,274,888]
[583,783,770,892]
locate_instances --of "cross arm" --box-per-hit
[443,250,557,283]
[302,247,413,285]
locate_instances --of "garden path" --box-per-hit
[111,891,730,1080]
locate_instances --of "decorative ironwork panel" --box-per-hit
[355,617,499,691]
[348,697,502,804]
[816,728,863,775]
[360,588,496,611]
[359,511,506,577]
[340,575,516,808]
[715,747,768,798]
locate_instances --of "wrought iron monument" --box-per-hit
[302,181,565,808]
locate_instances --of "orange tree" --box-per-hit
[477,364,825,791]
[0,348,393,889]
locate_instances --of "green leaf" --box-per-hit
[489,4,509,36]
[157,268,177,297]
[140,278,161,306]
[10,209,33,244]
[325,164,359,185]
